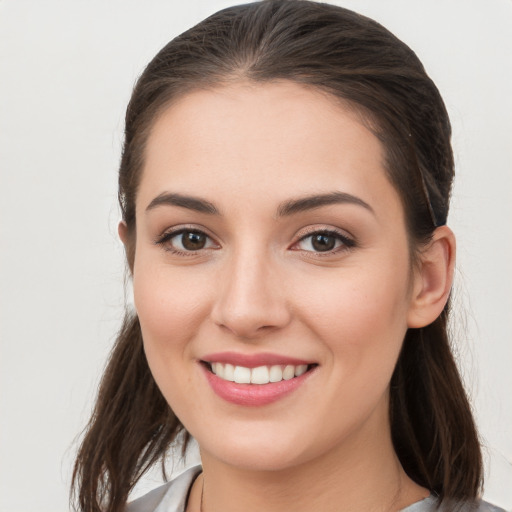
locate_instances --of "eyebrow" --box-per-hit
[145,192,219,214]
[145,191,374,217]
[277,191,374,217]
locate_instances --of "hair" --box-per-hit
[72,1,483,511]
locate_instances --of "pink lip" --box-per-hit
[201,351,313,368]
[199,359,316,407]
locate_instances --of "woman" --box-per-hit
[71,1,505,511]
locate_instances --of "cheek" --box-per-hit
[296,271,410,436]
[133,257,211,342]
[295,264,411,374]
[131,259,215,404]
[302,264,410,328]
[132,260,210,415]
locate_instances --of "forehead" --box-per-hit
[138,81,402,222]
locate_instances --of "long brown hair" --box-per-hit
[72,1,483,510]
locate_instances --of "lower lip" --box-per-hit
[201,364,314,406]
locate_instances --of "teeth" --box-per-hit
[251,366,269,384]
[295,364,308,377]
[269,365,283,382]
[282,365,295,380]
[224,363,235,381]
[215,362,225,379]
[233,366,251,384]
[210,362,310,384]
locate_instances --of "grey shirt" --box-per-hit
[126,465,505,512]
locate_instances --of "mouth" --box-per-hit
[199,352,318,406]
[202,361,317,385]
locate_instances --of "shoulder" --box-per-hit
[439,498,508,512]
[467,501,507,512]
[402,494,507,512]
[125,465,202,512]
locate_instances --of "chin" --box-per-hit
[205,440,308,472]
[193,418,338,473]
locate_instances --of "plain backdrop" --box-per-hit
[0,1,511,511]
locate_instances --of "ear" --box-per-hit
[118,220,129,246]
[407,226,456,328]
[118,220,135,275]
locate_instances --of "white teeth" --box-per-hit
[216,362,225,379]
[282,365,295,380]
[295,364,308,377]
[251,366,270,384]
[269,365,283,382]
[233,366,251,384]
[223,363,235,382]
[209,362,311,384]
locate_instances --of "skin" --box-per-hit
[120,81,455,512]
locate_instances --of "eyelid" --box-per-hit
[153,224,355,256]
[290,225,356,254]
[154,224,220,254]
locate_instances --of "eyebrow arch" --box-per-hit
[145,192,219,215]
[277,191,374,217]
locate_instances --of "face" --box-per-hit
[131,81,419,472]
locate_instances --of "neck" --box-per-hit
[191,410,428,512]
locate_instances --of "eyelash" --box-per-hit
[292,228,356,256]
[154,227,217,256]
[154,227,356,257]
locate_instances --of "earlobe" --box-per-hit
[407,226,456,328]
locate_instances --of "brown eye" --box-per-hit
[294,230,355,254]
[181,231,207,250]
[311,234,336,252]
[156,228,216,253]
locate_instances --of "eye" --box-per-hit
[293,229,355,253]
[155,228,217,253]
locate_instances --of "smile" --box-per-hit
[200,355,317,406]
[208,362,310,384]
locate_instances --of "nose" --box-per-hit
[210,248,292,339]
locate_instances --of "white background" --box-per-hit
[0,1,511,511]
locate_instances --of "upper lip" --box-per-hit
[201,351,314,368]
